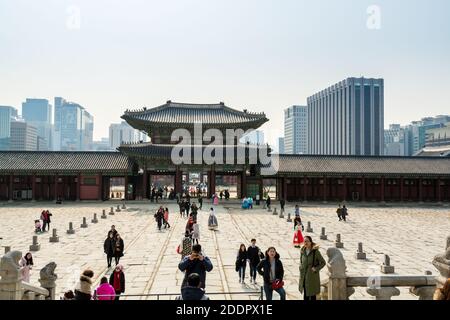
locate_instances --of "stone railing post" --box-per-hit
[109,207,115,215]
[325,247,354,300]
[0,251,23,300]
[101,209,107,219]
[367,287,400,300]
[38,262,57,300]
[432,235,450,290]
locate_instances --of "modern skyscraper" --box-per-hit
[307,77,384,155]
[384,124,407,156]
[22,98,53,150]
[284,105,308,154]
[53,97,66,150]
[57,99,94,151]
[0,106,18,150]
[278,137,285,154]
[109,121,147,150]
[9,120,38,151]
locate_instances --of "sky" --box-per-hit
[1,0,450,145]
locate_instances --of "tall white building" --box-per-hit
[0,106,18,150]
[278,137,285,154]
[22,98,53,150]
[284,105,308,154]
[307,77,384,155]
[109,121,147,150]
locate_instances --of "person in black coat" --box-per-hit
[154,206,164,231]
[280,199,285,212]
[236,244,248,284]
[104,231,115,268]
[185,199,191,217]
[114,234,124,265]
[247,239,264,284]
[266,196,271,210]
[256,247,286,300]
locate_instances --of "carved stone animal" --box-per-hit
[40,262,58,282]
[326,247,347,278]
[0,250,22,280]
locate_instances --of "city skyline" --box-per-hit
[1,0,450,146]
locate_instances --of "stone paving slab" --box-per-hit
[0,202,448,300]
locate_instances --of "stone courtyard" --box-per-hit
[0,200,449,300]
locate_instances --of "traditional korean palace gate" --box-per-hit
[1,101,450,202]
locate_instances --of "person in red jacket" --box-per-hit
[109,264,125,300]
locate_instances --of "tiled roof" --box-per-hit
[265,154,450,176]
[118,142,269,160]
[0,151,133,173]
[122,101,268,126]
[415,146,450,157]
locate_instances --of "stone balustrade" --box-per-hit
[0,250,57,300]
[320,236,450,300]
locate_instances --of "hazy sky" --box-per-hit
[1,0,449,144]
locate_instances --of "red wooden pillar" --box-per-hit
[8,174,13,201]
[98,173,103,201]
[210,167,216,197]
[142,169,148,199]
[241,170,247,198]
[437,177,442,203]
[380,176,385,202]
[32,174,36,201]
[54,174,58,202]
[175,167,182,194]
[303,175,307,202]
[76,173,81,201]
[342,176,347,202]
[400,177,404,202]
[419,177,423,202]
[124,173,128,200]
[323,176,327,202]
[361,177,366,202]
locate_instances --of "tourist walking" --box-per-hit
[341,205,348,222]
[94,277,115,300]
[164,207,171,229]
[213,193,219,206]
[109,264,125,300]
[336,204,342,221]
[235,244,248,284]
[295,204,300,217]
[114,234,124,265]
[108,225,118,238]
[34,219,42,233]
[191,202,199,223]
[257,247,286,300]
[186,213,194,234]
[104,231,115,268]
[192,222,200,245]
[177,273,209,300]
[44,210,52,231]
[178,244,213,289]
[178,230,193,259]
[293,223,304,248]
[179,199,185,217]
[184,199,191,218]
[280,198,285,212]
[293,215,303,230]
[298,236,326,300]
[208,207,218,230]
[155,206,164,231]
[266,196,271,210]
[74,269,94,300]
[19,252,33,282]
[198,195,203,210]
[40,210,48,232]
[247,239,264,284]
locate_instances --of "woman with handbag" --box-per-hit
[298,236,326,300]
[256,247,286,300]
[236,244,248,284]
